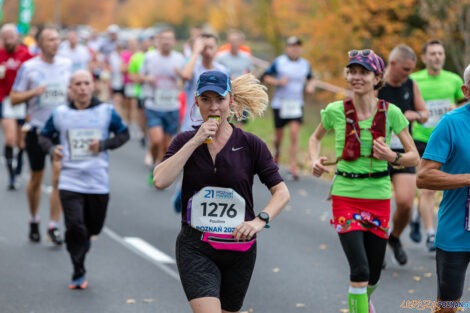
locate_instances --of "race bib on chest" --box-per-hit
[38,83,67,108]
[189,187,245,234]
[124,83,135,98]
[423,99,452,128]
[389,133,403,150]
[2,97,26,119]
[148,88,179,111]
[67,128,102,161]
[279,99,302,119]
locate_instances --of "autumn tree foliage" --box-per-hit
[419,0,470,74]
[3,0,468,84]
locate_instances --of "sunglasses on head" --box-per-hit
[348,49,372,58]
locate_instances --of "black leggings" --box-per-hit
[339,231,388,285]
[436,248,470,301]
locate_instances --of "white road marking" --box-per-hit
[40,184,180,280]
[124,236,175,264]
[103,227,179,280]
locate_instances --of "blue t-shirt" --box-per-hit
[423,104,470,252]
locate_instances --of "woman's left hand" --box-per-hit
[372,139,395,162]
[233,218,266,241]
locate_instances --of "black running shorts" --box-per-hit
[176,224,257,312]
[272,108,303,129]
[436,248,470,301]
[414,140,427,158]
[25,129,48,171]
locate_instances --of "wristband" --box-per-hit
[416,111,423,122]
[392,152,402,165]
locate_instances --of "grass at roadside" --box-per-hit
[243,101,336,173]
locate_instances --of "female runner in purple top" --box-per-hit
[154,70,290,313]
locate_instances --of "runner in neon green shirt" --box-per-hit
[411,69,464,143]
[408,40,466,253]
[309,49,419,313]
[321,99,409,199]
[128,37,154,147]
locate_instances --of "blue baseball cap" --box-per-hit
[196,71,232,97]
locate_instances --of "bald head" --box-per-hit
[70,70,94,108]
[387,45,417,84]
[1,24,19,52]
[389,45,417,63]
[71,70,93,84]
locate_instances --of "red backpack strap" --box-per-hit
[369,99,389,157]
[370,99,389,140]
[341,99,361,161]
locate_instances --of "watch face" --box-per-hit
[259,212,269,221]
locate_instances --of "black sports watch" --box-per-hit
[257,212,271,229]
[391,152,402,166]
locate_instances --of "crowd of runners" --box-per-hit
[1,21,469,313]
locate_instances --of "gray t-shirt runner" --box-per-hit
[215,51,253,78]
[140,50,185,112]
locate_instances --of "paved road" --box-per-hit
[1,131,469,313]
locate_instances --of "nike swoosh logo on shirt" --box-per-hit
[232,147,244,151]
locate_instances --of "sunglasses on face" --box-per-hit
[348,49,372,58]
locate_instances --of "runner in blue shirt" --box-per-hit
[417,64,470,312]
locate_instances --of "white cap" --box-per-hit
[107,24,120,34]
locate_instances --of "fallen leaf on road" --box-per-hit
[319,244,327,250]
[273,267,280,273]
[305,209,312,215]
[320,215,327,222]
[340,309,349,313]
[126,299,136,304]
[143,299,155,303]
[408,289,415,294]
[248,309,253,313]
[298,189,307,197]
[306,247,312,252]
[314,264,318,268]
[413,266,425,271]
[296,303,306,307]
[424,272,432,278]
[392,272,398,278]
[413,276,421,282]
[285,205,293,212]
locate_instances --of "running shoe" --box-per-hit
[388,234,407,265]
[286,169,299,181]
[86,239,92,253]
[7,176,16,190]
[47,227,63,245]
[29,222,40,243]
[172,188,182,213]
[140,136,146,148]
[273,151,280,165]
[69,275,88,289]
[148,171,154,186]
[409,219,422,243]
[426,234,436,252]
[369,298,375,313]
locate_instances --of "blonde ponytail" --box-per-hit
[230,74,268,121]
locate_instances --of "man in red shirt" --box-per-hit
[0,24,34,190]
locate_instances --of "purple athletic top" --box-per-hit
[163,124,283,225]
